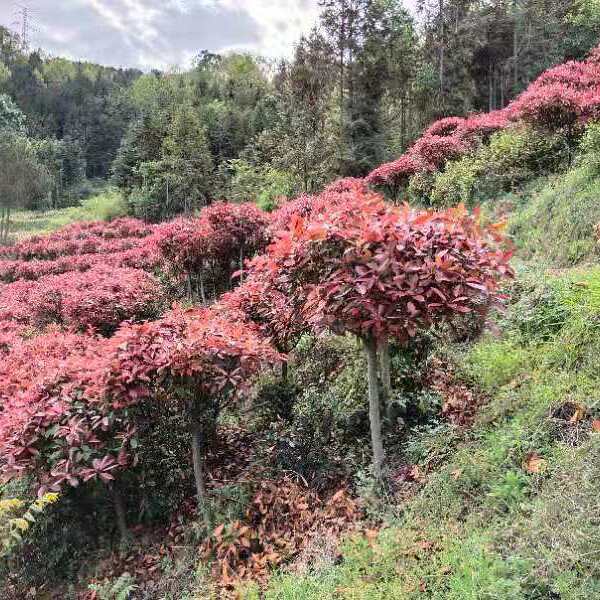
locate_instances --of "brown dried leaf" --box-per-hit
[522,452,547,474]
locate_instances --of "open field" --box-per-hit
[7,189,128,240]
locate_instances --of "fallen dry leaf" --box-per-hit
[522,452,547,474]
[450,468,462,480]
[568,403,587,423]
[591,419,600,432]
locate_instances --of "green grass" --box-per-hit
[508,163,600,267]
[259,264,600,599]
[8,188,128,239]
[254,172,600,596]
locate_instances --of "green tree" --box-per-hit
[0,130,51,241]
[0,93,25,132]
[129,106,214,221]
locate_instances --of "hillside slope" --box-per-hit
[2,39,600,600]
[259,150,600,600]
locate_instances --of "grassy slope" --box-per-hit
[5,157,600,598]
[8,189,127,239]
[258,163,600,598]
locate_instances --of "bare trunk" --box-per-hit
[0,205,11,244]
[191,417,211,527]
[281,360,288,383]
[110,485,129,542]
[364,336,385,481]
[186,273,193,301]
[400,95,406,150]
[239,246,244,285]
[513,1,519,93]
[0,206,5,243]
[439,0,445,100]
[199,273,206,304]
[378,336,392,420]
[488,64,494,112]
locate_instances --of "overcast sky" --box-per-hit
[0,0,324,70]
[0,1,417,71]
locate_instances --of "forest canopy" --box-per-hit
[1,0,600,222]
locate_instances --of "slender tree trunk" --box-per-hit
[0,206,5,244]
[488,64,494,112]
[110,485,129,543]
[378,336,392,420]
[0,205,10,244]
[400,95,406,150]
[186,273,193,301]
[190,415,211,528]
[363,335,385,481]
[281,360,288,383]
[439,0,445,101]
[5,206,10,243]
[199,273,206,304]
[513,0,519,94]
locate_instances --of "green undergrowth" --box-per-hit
[507,123,600,268]
[8,188,127,239]
[260,266,600,599]
[509,165,600,267]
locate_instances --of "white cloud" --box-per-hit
[0,0,417,70]
[183,0,322,58]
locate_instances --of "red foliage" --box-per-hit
[408,134,470,169]
[0,265,164,334]
[588,43,600,65]
[534,60,600,90]
[423,116,466,138]
[201,480,360,593]
[0,218,152,259]
[0,246,160,283]
[269,194,318,236]
[152,217,212,277]
[263,189,513,343]
[201,202,270,268]
[0,306,280,494]
[219,254,308,354]
[0,319,28,357]
[322,177,368,194]
[508,53,600,130]
[269,186,364,237]
[508,82,585,130]
[365,154,429,189]
[104,306,281,409]
[462,110,510,139]
[153,202,270,293]
[0,218,154,262]
[365,46,600,192]
[0,331,128,492]
[365,133,470,194]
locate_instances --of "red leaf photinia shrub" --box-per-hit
[0,245,160,283]
[260,187,513,478]
[0,331,127,492]
[265,190,513,343]
[0,265,164,334]
[508,82,585,131]
[0,305,281,496]
[218,254,309,356]
[408,134,470,170]
[423,116,466,138]
[103,305,282,504]
[462,110,511,140]
[322,177,369,195]
[153,202,270,297]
